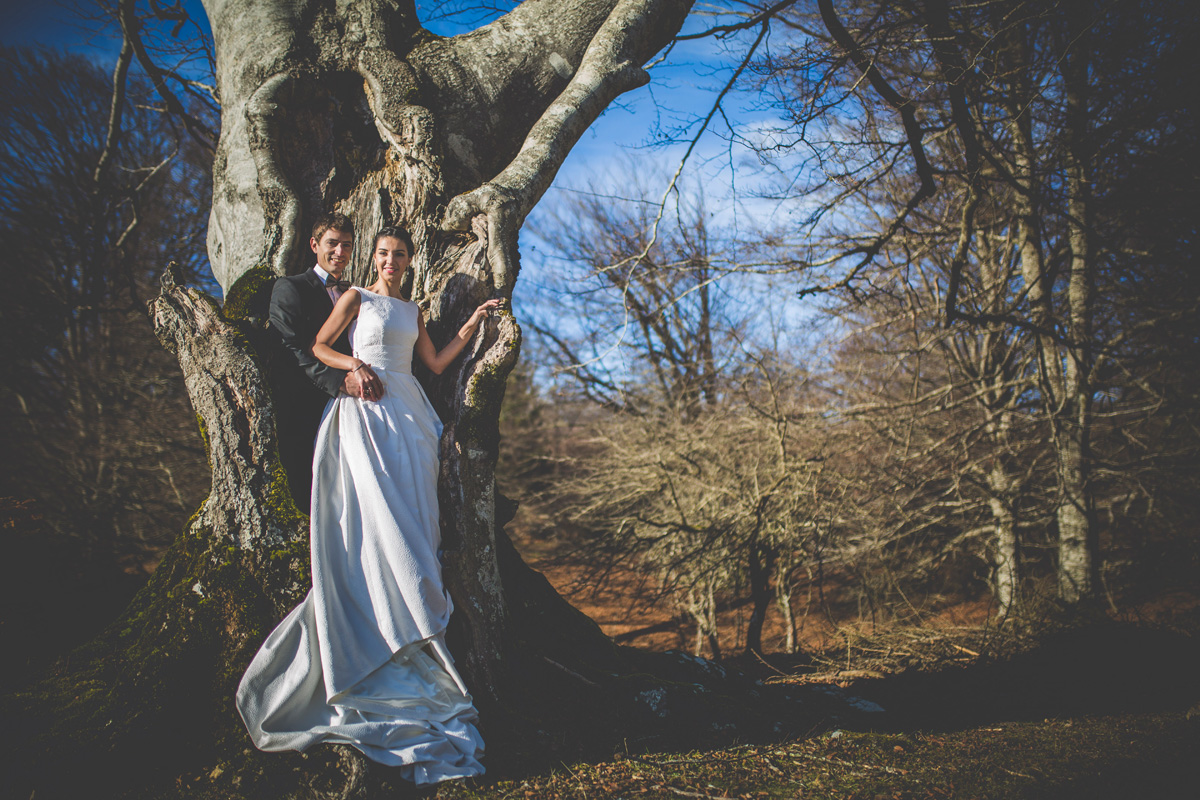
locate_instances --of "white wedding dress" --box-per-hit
[236,288,485,784]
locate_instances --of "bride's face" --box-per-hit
[374,237,411,281]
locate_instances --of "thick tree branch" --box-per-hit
[440,0,695,292]
[410,0,620,186]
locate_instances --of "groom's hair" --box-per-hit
[312,212,354,242]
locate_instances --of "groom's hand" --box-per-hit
[343,365,384,401]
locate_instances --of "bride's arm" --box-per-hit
[312,290,365,371]
[312,290,385,400]
[414,299,504,374]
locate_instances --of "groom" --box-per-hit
[269,212,384,509]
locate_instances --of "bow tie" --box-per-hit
[324,277,351,291]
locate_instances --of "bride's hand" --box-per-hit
[420,298,507,375]
[466,298,504,330]
[345,362,384,401]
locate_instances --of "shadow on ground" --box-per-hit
[427,622,1200,800]
[832,622,1200,733]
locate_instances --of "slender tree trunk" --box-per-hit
[987,461,1020,616]
[745,535,775,656]
[972,229,1027,617]
[1056,15,1098,602]
[687,582,721,660]
[775,550,797,653]
[706,580,722,660]
[1002,12,1101,605]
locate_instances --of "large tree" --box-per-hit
[200,0,695,701]
[4,2,860,798]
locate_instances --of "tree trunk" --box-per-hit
[1004,11,1099,606]
[686,582,721,660]
[775,550,798,653]
[972,227,1028,618]
[987,461,1020,617]
[1055,13,1098,603]
[745,535,775,657]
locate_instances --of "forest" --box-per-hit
[1,1,1197,798]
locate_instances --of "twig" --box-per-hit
[793,752,908,775]
[630,743,767,767]
[658,786,738,800]
[750,648,790,677]
[560,762,588,797]
[541,656,599,686]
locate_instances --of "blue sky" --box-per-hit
[0,0,807,310]
[1,0,211,55]
[0,1,774,221]
[3,2,104,50]
[0,0,816,373]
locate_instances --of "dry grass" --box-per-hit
[434,714,1197,799]
[456,535,1200,800]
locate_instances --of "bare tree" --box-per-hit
[0,45,212,566]
[825,210,1052,617]
[745,0,1200,610]
[524,178,859,657]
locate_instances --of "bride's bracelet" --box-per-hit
[351,363,368,372]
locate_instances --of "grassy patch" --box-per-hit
[435,713,1197,799]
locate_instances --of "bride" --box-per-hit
[236,226,499,784]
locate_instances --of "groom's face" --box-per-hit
[311,227,354,277]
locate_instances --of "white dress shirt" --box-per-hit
[312,265,346,305]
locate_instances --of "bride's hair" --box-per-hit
[373,226,414,255]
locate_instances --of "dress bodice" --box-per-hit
[348,288,419,374]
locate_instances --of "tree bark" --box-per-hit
[1055,11,1098,602]
[987,461,1020,616]
[775,550,798,653]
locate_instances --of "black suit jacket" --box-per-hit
[268,268,353,508]
[269,268,353,398]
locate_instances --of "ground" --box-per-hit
[4,501,1198,798]
[430,714,1196,799]
[405,529,1200,799]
